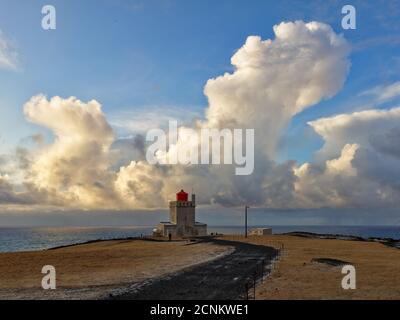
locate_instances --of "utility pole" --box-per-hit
[245,205,250,238]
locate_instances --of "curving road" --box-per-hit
[112,238,278,300]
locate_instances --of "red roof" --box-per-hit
[176,189,188,201]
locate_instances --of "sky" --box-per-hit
[1,0,400,226]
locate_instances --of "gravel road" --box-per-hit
[112,238,278,300]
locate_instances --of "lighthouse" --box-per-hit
[153,190,207,237]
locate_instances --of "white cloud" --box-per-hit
[295,106,400,208]
[0,30,18,70]
[308,107,400,162]
[110,106,203,134]
[204,21,350,158]
[114,20,351,208]
[22,95,119,209]
[0,21,364,210]
[360,81,400,103]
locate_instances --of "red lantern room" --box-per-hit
[176,189,188,202]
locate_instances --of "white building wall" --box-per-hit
[155,195,207,237]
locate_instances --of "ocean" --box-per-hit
[0,225,399,253]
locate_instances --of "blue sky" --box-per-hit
[0,1,400,225]
[1,0,400,164]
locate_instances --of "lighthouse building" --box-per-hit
[154,190,207,237]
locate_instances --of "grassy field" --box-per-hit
[223,234,400,299]
[1,234,399,299]
[0,239,232,299]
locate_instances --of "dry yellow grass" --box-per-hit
[2,235,399,300]
[223,234,400,299]
[0,239,232,299]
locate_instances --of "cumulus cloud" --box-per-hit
[1,20,372,211]
[22,95,119,209]
[0,174,18,204]
[0,172,36,205]
[204,21,350,157]
[114,20,351,208]
[0,30,18,70]
[294,144,360,208]
[110,135,147,169]
[295,107,400,208]
[308,107,400,162]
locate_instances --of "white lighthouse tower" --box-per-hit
[154,190,207,237]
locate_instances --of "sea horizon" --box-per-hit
[1,225,399,253]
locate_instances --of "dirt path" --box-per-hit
[112,238,278,300]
